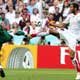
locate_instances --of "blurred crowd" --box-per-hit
[0,0,80,45]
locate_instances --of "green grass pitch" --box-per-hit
[1,69,76,80]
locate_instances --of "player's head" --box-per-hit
[41,36,45,40]
[70,2,79,13]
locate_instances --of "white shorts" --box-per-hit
[57,29,78,51]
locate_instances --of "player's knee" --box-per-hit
[70,53,75,60]
[70,50,75,60]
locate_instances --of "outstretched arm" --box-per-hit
[52,13,70,28]
[52,23,66,28]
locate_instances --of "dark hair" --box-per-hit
[48,42,51,45]
[1,12,5,15]
[0,7,2,10]
[1,13,5,17]
[41,36,45,40]
[25,20,30,23]
[70,2,79,10]
[22,8,28,13]
[33,8,39,14]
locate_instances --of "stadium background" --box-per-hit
[1,45,78,80]
[1,45,78,69]
[0,0,80,80]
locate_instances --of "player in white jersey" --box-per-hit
[49,2,80,80]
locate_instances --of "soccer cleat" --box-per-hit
[76,72,80,80]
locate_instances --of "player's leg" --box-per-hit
[0,50,6,80]
[49,28,60,38]
[0,67,6,80]
[61,33,80,80]
[49,28,80,79]
[57,29,80,80]
[69,49,80,80]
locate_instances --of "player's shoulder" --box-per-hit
[76,12,80,16]
[67,13,74,19]
[74,13,80,20]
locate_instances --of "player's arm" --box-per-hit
[52,14,70,28]
[52,23,66,28]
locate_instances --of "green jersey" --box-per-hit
[0,25,12,50]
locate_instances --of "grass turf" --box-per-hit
[1,69,76,80]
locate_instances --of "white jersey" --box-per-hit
[63,13,80,36]
[58,13,80,51]
[48,6,55,14]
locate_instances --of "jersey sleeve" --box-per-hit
[77,13,80,22]
[63,14,70,24]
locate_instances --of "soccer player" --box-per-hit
[49,2,80,80]
[0,24,12,80]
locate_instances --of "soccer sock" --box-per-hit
[72,58,80,72]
